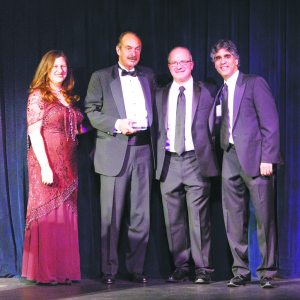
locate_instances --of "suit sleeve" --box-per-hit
[84,71,117,135]
[253,76,280,163]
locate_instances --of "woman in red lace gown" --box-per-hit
[22,50,83,285]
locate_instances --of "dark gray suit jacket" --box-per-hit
[212,72,281,177]
[84,64,156,176]
[155,80,219,180]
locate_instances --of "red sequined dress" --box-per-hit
[22,91,83,283]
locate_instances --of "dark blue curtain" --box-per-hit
[0,0,299,279]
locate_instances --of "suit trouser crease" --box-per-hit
[160,152,212,271]
[100,145,152,275]
[222,147,277,278]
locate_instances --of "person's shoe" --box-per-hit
[167,268,189,283]
[61,279,72,285]
[194,271,211,284]
[130,272,148,283]
[102,274,115,284]
[227,274,251,287]
[260,277,275,289]
[37,280,58,286]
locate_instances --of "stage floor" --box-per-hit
[0,277,299,300]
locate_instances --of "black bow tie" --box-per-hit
[121,69,137,77]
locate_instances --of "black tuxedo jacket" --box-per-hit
[85,64,156,176]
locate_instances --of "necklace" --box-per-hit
[52,88,62,95]
[50,83,63,95]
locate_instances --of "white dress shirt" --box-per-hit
[224,70,239,144]
[166,77,194,152]
[115,64,148,131]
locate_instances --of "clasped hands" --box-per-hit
[118,119,139,135]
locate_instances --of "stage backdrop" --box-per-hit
[0,0,299,279]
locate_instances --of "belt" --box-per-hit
[165,150,195,157]
[128,129,151,146]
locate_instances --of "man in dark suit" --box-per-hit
[210,40,281,288]
[156,47,218,284]
[84,32,155,284]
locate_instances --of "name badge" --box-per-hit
[216,104,222,117]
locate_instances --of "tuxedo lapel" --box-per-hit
[139,75,153,125]
[232,72,246,128]
[192,82,200,121]
[162,84,171,130]
[110,65,126,118]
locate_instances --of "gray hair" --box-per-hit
[210,39,240,65]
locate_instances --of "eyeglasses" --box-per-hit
[168,60,192,67]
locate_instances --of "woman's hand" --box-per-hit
[41,164,53,185]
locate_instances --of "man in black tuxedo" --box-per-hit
[85,32,155,284]
[210,39,281,288]
[156,47,218,284]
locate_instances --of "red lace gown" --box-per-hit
[22,91,83,283]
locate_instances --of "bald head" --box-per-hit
[168,47,194,83]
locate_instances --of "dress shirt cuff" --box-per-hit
[114,119,121,133]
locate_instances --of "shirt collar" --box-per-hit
[172,76,193,91]
[118,62,135,72]
[225,70,239,88]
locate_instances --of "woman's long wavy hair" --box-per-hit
[29,50,79,104]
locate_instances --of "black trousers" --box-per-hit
[222,146,277,279]
[100,144,152,275]
[160,151,213,273]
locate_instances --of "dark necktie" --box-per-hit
[121,69,137,77]
[174,86,186,155]
[220,83,230,150]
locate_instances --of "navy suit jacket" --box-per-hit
[84,64,156,176]
[155,80,219,180]
[211,72,281,177]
